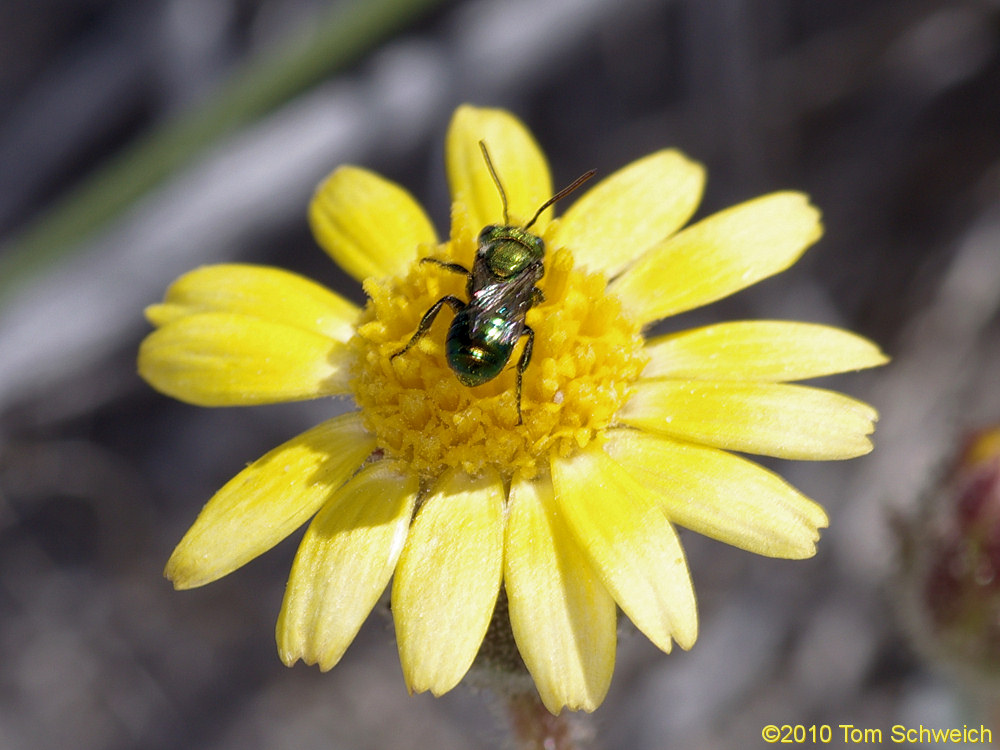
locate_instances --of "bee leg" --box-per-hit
[420,258,475,300]
[420,258,470,276]
[391,296,465,361]
[515,326,535,425]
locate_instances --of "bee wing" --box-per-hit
[468,274,539,345]
[473,273,539,314]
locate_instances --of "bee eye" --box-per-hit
[478,225,501,244]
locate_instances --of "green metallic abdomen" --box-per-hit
[446,308,514,386]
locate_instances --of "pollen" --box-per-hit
[349,226,647,481]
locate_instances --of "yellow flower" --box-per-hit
[138,105,887,713]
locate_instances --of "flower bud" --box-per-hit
[901,427,1000,686]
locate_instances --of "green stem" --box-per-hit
[0,0,448,299]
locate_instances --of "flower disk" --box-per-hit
[352,237,647,481]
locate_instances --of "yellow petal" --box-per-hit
[276,461,417,670]
[309,166,438,283]
[550,445,697,652]
[145,264,359,343]
[138,312,351,405]
[553,150,705,277]
[393,467,505,695]
[606,430,828,558]
[610,192,822,324]
[621,380,878,460]
[446,105,553,233]
[165,413,375,589]
[643,320,889,381]
[505,473,616,713]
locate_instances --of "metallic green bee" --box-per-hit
[391,142,595,424]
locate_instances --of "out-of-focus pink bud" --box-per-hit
[901,427,1000,684]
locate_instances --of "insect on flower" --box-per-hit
[139,105,888,715]
[391,141,595,424]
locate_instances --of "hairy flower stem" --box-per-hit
[506,691,587,750]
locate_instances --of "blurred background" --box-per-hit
[2,0,1000,747]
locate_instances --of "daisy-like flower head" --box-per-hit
[139,105,887,713]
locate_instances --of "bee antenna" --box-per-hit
[479,141,509,225]
[524,169,597,231]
